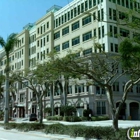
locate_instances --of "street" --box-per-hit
[0,127,56,140]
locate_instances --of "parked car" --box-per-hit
[29,113,37,121]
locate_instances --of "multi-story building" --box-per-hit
[0,0,140,120]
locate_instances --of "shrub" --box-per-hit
[80,116,88,121]
[83,109,92,117]
[45,123,67,134]
[91,115,109,121]
[63,116,82,122]
[44,107,52,114]
[60,106,76,116]
[46,116,63,121]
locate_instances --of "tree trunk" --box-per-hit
[4,71,9,123]
[50,83,54,116]
[106,85,119,131]
[63,77,68,106]
[112,114,119,131]
[38,99,43,124]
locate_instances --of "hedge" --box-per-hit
[0,122,136,140]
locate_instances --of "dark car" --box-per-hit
[29,113,37,121]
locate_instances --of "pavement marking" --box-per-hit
[0,138,8,140]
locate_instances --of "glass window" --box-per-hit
[83,48,92,55]
[54,45,60,52]
[62,26,69,36]
[62,41,69,50]
[72,21,79,31]
[54,31,60,39]
[83,31,92,41]
[72,36,80,46]
[82,15,91,26]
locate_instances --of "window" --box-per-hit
[37,40,39,47]
[120,28,129,37]
[110,25,113,37]
[93,0,96,6]
[54,45,60,52]
[78,5,80,14]
[102,26,104,37]
[114,26,118,38]
[71,9,73,19]
[113,82,119,91]
[93,29,96,37]
[44,24,45,32]
[109,8,112,19]
[115,44,118,52]
[93,12,96,20]
[47,22,49,28]
[54,31,60,39]
[41,26,42,34]
[136,84,140,93]
[117,0,120,5]
[62,41,69,50]
[98,27,101,38]
[46,48,49,54]
[113,9,117,20]
[37,28,39,34]
[97,101,106,115]
[89,0,92,8]
[83,31,92,41]
[119,11,128,20]
[101,9,104,20]
[74,7,77,17]
[112,0,116,3]
[98,10,100,21]
[47,35,49,42]
[96,86,106,94]
[122,0,125,6]
[72,21,79,31]
[68,86,72,94]
[62,26,69,35]
[20,93,25,102]
[43,38,45,46]
[81,3,84,13]
[72,36,80,46]
[83,48,92,55]
[85,0,88,10]
[82,16,91,26]
[110,43,113,52]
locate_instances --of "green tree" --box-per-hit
[0,75,5,98]
[48,49,140,131]
[0,33,17,123]
[11,62,59,124]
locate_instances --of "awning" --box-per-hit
[16,103,25,107]
[77,102,84,107]
[67,102,72,106]
[54,103,61,107]
[46,104,51,108]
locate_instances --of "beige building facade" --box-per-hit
[0,0,140,120]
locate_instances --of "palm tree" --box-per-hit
[0,33,17,123]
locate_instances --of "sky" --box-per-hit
[0,0,72,44]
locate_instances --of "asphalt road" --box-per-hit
[0,127,57,140]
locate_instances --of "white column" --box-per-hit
[84,103,87,110]
[58,107,60,116]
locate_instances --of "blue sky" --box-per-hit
[0,0,72,42]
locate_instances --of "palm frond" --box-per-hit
[0,36,5,47]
